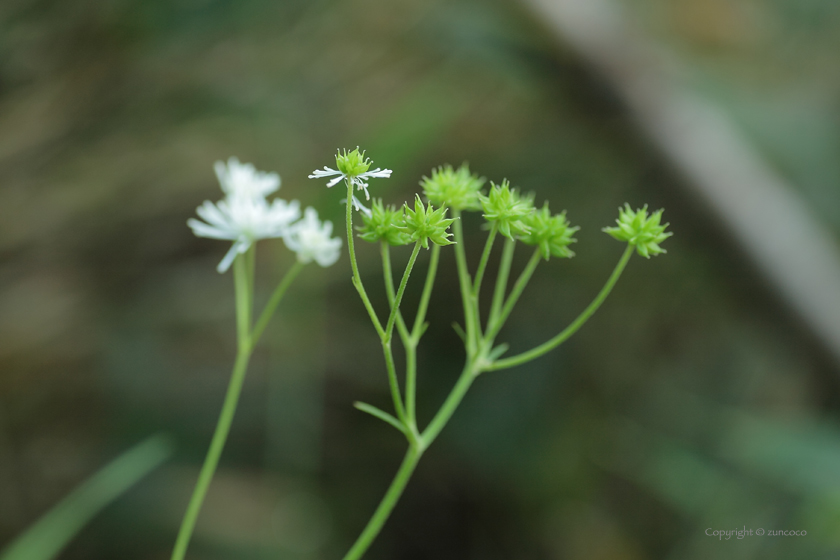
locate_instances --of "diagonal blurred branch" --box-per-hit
[524,0,840,367]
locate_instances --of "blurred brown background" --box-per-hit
[2,0,840,558]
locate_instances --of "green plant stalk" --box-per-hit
[420,360,480,447]
[486,247,540,342]
[381,342,407,424]
[341,226,480,560]
[377,243,423,425]
[381,243,411,345]
[251,261,305,347]
[412,244,440,340]
[346,181,385,339]
[472,223,497,297]
[341,362,482,560]
[379,243,441,435]
[486,243,634,371]
[246,244,256,314]
[451,210,478,355]
[172,254,302,560]
[234,253,251,348]
[487,237,515,331]
[406,244,440,429]
[341,445,423,560]
[342,231,633,560]
[171,256,253,560]
[385,242,422,342]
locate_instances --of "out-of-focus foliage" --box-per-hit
[0,435,172,560]
[1,0,839,558]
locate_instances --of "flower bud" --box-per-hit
[420,164,485,211]
[400,195,456,249]
[478,179,534,240]
[357,199,411,246]
[603,204,672,258]
[519,202,578,260]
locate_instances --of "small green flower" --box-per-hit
[400,195,456,249]
[603,203,672,258]
[420,164,486,211]
[478,179,535,239]
[335,147,373,177]
[519,202,579,260]
[357,199,411,246]
[309,148,392,214]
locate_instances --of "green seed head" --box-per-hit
[602,203,672,258]
[420,164,486,211]
[335,148,372,177]
[400,195,456,249]
[357,199,411,246]
[519,202,579,260]
[478,179,535,240]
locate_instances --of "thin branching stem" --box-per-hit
[472,224,497,297]
[487,244,634,371]
[251,261,305,348]
[346,181,385,339]
[341,445,423,560]
[381,242,411,345]
[487,237,515,333]
[385,242,422,342]
[451,210,478,354]
[406,244,440,427]
[486,247,540,342]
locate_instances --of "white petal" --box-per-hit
[351,195,371,217]
[196,200,232,229]
[217,239,249,273]
[214,160,230,192]
[361,168,392,179]
[326,175,345,188]
[308,167,341,178]
[188,218,236,240]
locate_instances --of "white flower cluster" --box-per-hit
[189,157,342,273]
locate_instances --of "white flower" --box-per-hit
[215,157,281,200]
[189,196,301,273]
[308,148,391,204]
[308,167,391,201]
[284,207,342,267]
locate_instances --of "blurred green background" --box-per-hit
[2,0,840,558]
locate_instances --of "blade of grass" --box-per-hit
[0,434,174,560]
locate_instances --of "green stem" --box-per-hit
[246,245,256,317]
[234,254,251,348]
[378,242,422,426]
[451,210,477,354]
[406,244,440,428]
[346,181,385,339]
[381,243,410,345]
[486,248,540,342]
[250,261,305,348]
[421,360,480,447]
[487,244,634,371]
[385,242,422,342]
[171,256,253,560]
[381,341,407,423]
[487,237,515,333]
[472,224,497,297]
[412,243,440,338]
[342,357,482,560]
[341,445,423,560]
